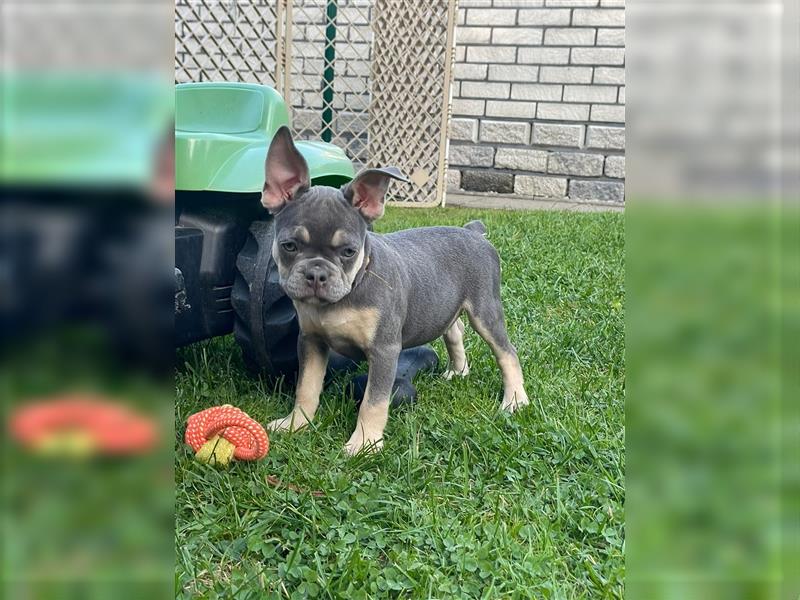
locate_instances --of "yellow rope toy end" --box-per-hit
[194,435,236,466]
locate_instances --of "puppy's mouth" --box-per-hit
[296,294,330,306]
[282,277,350,305]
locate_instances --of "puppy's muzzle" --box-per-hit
[303,259,331,295]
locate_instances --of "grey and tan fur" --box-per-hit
[261,126,529,455]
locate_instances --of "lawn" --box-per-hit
[175,206,625,599]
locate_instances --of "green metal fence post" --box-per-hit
[321,0,338,143]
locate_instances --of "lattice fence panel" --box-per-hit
[175,0,457,205]
[287,0,373,172]
[369,0,455,204]
[175,0,280,85]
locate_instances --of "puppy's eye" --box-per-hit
[341,247,357,258]
[280,241,297,252]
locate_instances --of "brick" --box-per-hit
[490,27,544,45]
[569,180,624,202]
[537,102,590,121]
[459,0,492,6]
[466,8,517,25]
[548,152,604,176]
[344,93,368,111]
[461,170,514,193]
[451,98,485,116]
[486,100,538,119]
[293,109,321,132]
[339,6,369,25]
[596,28,625,46]
[518,9,571,25]
[545,0,599,6]
[494,0,543,5]
[515,175,568,198]
[293,7,323,23]
[605,155,625,179]
[446,169,462,190]
[540,66,593,84]
[294,26,325,42]
[339,43,371,60]
[455,62,488,80]
[573,9,625,27]
[594,67,625,85]
[619,86,625,103]
[302,92,323,109]
[449,118,479,142]
[590,104,625,123]
[563,85,618,103]
[571,47,625,65]
[461,81,510,99]
[457,8,466,25]
[294,41,326,56]
[466,46,516,63]
[457,27,492,44]
[455,46,466,61]
[347,25,371,40]
[449,144,495,167]
[544,28,596,46]
[586,125,625,149]
[336,112,368,132]
[518,47,570,65]
[495,148,549,171]
[601,0,625,5]
[533,123,584,147]
[334,76,368,95]
[488,64,539,82]
[347,61,371,77]
[480,120,530,144]
[510,83,562,101]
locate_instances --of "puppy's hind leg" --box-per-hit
[442,317,470,380]
[465,299,529,412]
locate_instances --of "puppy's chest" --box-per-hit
[296,305,379,351]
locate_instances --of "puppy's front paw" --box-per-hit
[501,390,530,413]
[343,429,384,456]
[266,411,309,433]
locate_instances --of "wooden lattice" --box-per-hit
[286,0,373,170]
[175,0,280,85]
[368,0,456,204]
[175,0,458,205]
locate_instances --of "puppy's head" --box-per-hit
[262,126,407,305]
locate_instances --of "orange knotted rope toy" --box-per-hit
[184,405,269,466]
[9,394,157,457]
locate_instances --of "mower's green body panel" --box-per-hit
[175,82,354,192]
[1,74,172,185]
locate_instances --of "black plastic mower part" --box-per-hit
[232,220,301,377]
[175,192,263,346]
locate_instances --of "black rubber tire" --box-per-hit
[232,220,299,378]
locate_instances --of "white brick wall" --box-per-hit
[449,0,625,203]
[178,0,625,204]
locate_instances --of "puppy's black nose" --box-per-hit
[305,265,327,288]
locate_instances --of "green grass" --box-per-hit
[175,206,625,599]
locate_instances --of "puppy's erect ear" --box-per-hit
[262,126,310,213]
[342,167,410,222]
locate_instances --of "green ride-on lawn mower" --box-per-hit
[175,82,437,401]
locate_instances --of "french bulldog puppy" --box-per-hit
[262,126,529,455]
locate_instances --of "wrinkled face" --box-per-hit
[272,186,367,305]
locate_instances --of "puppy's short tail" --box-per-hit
[464,220,487,236]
